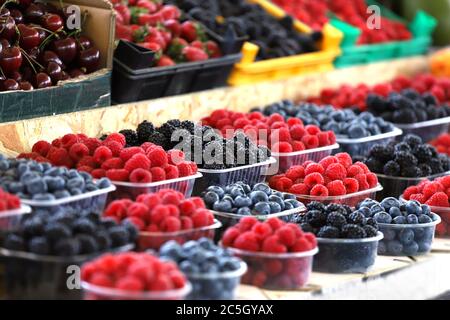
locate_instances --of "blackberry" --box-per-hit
[147,132,169,149]
[383,160,400,176]
[326,212,346,229]
[341,224,367,239]
[317,226,339,238]
[167,119,182,128]
[394,151,418,167]
[430,158,444,174]
[368,145,393,162]
[394,142,411,153]
[423,93,437,106]
[72,219,96,235]
[136,120,154,143]
[181,120,195,134]
[119,129,139,147]
[306,201,326,212]
[365,157,383,173]
[157,122,177,140]
[439,154,450,171]
[366,94,387,113]
[299,222,314,233]
[99,134,107,141]
[77,234,99,254]
[403,134,422,148]
[418,164,432,177]
[29,236,50,255]
[342,205,353,214]
[363,225,378,238]
[325,203,346,216]
[96,231,112,251]
[413,145,433,162]
[108,226,130,247]
[401,166,421,178]
[348,212,365,226]
[4,234,25,251]
[365,217,378,229]
[54,238,81,256]
[392,109,416,123]
[304,210,326,228]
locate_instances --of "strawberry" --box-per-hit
[180,21,205,42]
[157,55,175,67]
[116,24,133,42]
[136,0,158,13]
[135,12,163,26]
[160,5,180,20]
[166,37,187,61]
[114,4,131,25]
[190,40,204,50]
[163,19,181,37]
[182,46,208,62]
[205,40,221,58]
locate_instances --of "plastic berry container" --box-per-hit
[21,185,116,216]
[227,247,318,290]
[0,205,32,233]
[314,232,383,273]
[394,116,450,143]
[193,158,276,196]
[377,214,441,256]
[376,171,450,200]
[137,220,222,251]
[294,184,383,207]
[0,244,133,300]
[336,128,403,158]
[184,261,247,300]
[82,280,192,300]
[108,173,202,202]
[272,144,339,174]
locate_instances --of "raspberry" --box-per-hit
[167,149,185,165]
[317,132,330,147]
[233,118,250,129]
[222,227,240,247]
[266,217,284,230]
[305,163,325,175]
[101,157,124,170]
[354,161,370,173]
[150,167,166,182]
[365,173,378,188]
[191,209,213,227]
[91,169,106,179]
[130,168,152,183]
[327,131,336,144]
[150,205,170,225]
[335,153,353,168]
[69,143,90,162]
[268,113,284,124]
[209,109,229,125]
[177,162,193,177]
[124,154,151,172]
[104,133,126,147]
[93,146,113,164]
[137,193,160,209]
[271,177,293,192]
[355,174,369,190]
[89,273,114,288]
[288,183,309,195]
[310,184,329,197]
[179,199,196,216]
[106,169,130,182]
[270,128,291,143]
[344,178,359,194]
[251,271,267,287]
[285,166,305,181]
[325,163,347,181]
[272,142,293,153]
[61,134,78,149]
[116,276,144,291]
[305,125,320,135]
[319,156,338,169]
[47,147,70,166]
[347,165,364,177]
[439,176,450,188]
[104,141,123,157]
[160,216,181,232]
[275,226,296,247]
[262,235,287,253]
[233,231,260,251]
[164,165,179,179]
[289,124,306,140]
[270,121,287,130]
[238,216,258,231]
[292,141,306,151]
[161,192,180,206]
[180,216,193,230]
[287,117,302,126]
[120,147,145,162]
[147,147,168,167]
[426,192,449,207]
[84,138,102,154]
[304,172,325,188]
[77,166,93,173]
[327,180,346,196]
[301,135,319,149]
[403,186,419,200]
[141,142,156,152]
[410,194,426,203]
[191,197,205,209]
[251,222,273,240]
[52,138,62,147]
[128,202,149,220]
[291,238,312,252]
[32,141,51,157]
[189,162,198,174]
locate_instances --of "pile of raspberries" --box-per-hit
[403,176,450,208]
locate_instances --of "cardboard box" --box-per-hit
[0,0,115,123]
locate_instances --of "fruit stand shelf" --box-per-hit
[0,56,429,156]
[236,238,450,300]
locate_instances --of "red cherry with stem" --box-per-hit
[18,24,41,50]
[39,50,64,68]
[34,72,52,88]
[25,3,44,23]
[69,68,84,78]
[76,36,93,51]
[77,47,100,73]
[60,71,69,81]
[0,46,22,75]
[42,13,63,32]
[10,9,23,24]
[52,37,76,64]
[47,61,62,83]
[19,81,33,90]
[0,39,10,49]
[30,24,47,43]
[28,47,41,61]
[3,79,19,91]
[0,16,16,41]
[0,8,10,17]
[10,71,22,82]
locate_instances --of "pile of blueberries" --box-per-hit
[358,198,439,256]
[367,89,450,124]
[0,156,112,201]
[159,238,244,300]
[202,182,303,215]
[168,0,321,60]
[257,101,396,139]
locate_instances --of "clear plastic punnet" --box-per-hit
[294,184,383,207]
[314,232,383,273]
[108,173,202,201]
[336,128,402,157]
[272,144,339,173]
[377,214,441,256]
[193,158,276,195]
[0,205,31,232]
[137,220,222,251]
[227,246,318,290]
[184,261,247,300]
[394,116,450,143]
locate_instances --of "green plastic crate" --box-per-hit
[332,1,437,68]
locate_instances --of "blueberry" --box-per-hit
[383,228,397,241]
[234,196,252,208]
[254,202,271,215]
[399,229,415,245]
[0,159,9,171]
[283,201,294,210]
[200,261,219,273]
[418,241,432,253]
[283,193,296,200]
[160,240,182,260]
[85,183,98,192]
[108,226,130,247]
[45,167,64,177]
[378,241,387,255]
[54,238,81,256]
[348,125,367,138]
[28,236,50,255]
[358,207,371,217]
[418,214,432,224]
[387,240,403,255]
[7,182,24,194]
[237,207,251,215]
[198,237,214,250]
[32,193,56,201]
[77,234,99,254]
[406,201,422,215]
[26,178,47,195]
[219,257,241,272]
[97,178,112,189]
[370,204,384,214]
[393,216,407,224]
[380,197,400,210]
[285,199,301,208]
[229,187,244,198]
[406,214,419,224]
[44,176,65,191]
[252,183,272,195]
[250,191,268,204]
[206,186,225,198]
[190,250,207,264]
[373,212,392,224]
[222,195,234,205]
[70,188,83,196]
[203,191,220,206]
[179,260,200,273]
[420,205,431,216]
[45,223,72,241]
[403,241,419,255]
[358,199,377,209]
[67,178,85,191]
[389,207,402,218]
[73,218,96,235]
[4,234,25,251]
[268,201,282,213]
[17,163,29,175]
[269,195,285,209]
[213,200,233,212]
[54,190,71,199]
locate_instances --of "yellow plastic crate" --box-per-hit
[228,0,342,86]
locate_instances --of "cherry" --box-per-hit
[0,16,16,41]
[28,47,40,61]
[39,50,63,68]
[76,36,93,51]
[78,47,100,73]
[0,39,10,49]
[69,68,85,78]
[10,9,23,24]
[47,61,63,83]
[19,81,33,90]
[18,0,33,9]
[34,72,52,88]
[3,79,19,91]
[60,71,70,81]
[42,13,63,32]
[0,8,10,17]
[10,71,22,82]
[30,24,47,43]
[52,37,76,64]
[25,3,44,23]
[0,47,22,75]
[21,66,32,81]
[18,24,41,50]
